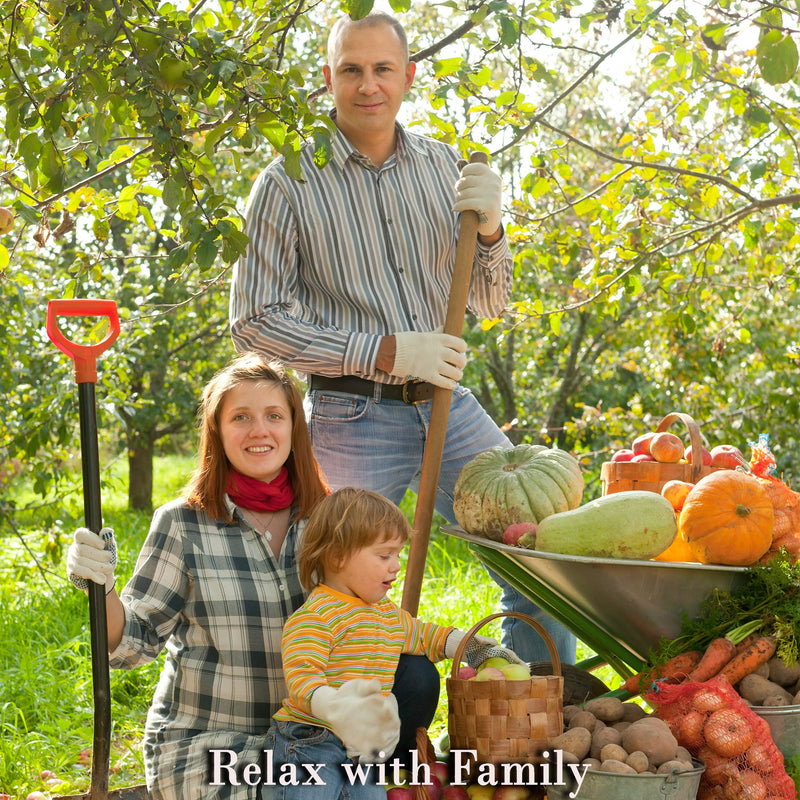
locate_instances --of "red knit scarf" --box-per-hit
[226,467,295,512]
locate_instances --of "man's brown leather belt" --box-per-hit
[308,375,436,404]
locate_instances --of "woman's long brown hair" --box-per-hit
[182,352,328,522]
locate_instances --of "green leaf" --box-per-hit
[0,244,8,270]
[388,0,410,11]
[340,0,373,19]
[162,177,182,210]
[196,240,218,269]
[757,31,799,85]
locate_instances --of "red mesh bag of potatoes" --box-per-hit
[645,675,796,800]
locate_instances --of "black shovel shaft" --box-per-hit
[78,381,111,800]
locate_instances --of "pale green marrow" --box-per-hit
[532,490,678,559]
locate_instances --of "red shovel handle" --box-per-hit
[46,299,120,384]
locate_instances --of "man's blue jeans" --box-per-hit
[306,384,576,665]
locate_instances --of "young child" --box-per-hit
[264,487,523,800]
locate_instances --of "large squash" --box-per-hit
[453,444,584,540]
[679,470,774,566]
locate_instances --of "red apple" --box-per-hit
[493,787,533,800]
[387,787,415,800]
[632,432,656,455]
[631,453,656,462]
[442,786,470,800]
[661,480,694,512]
[457,665,478,680]
[502,521,537,546]
[432,760,450,786]
[684,444,712,466]
[610,448,635,462]
[426,775,443,800]
[650,431,684,463]
[710,444,746,469]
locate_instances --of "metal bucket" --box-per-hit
[546,760,704,800]
[754,704,800,759]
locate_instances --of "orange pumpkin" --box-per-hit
[679,470,774,566]
[652,520,701,563]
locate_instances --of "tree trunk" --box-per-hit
[128,430,155,511]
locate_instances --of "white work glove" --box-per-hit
[445,629,527,668]
[390,330,467,390]
[67,527,117,594]
[310,679,401,763]
[452,161,503,238]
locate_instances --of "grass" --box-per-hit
[0,454,613,798]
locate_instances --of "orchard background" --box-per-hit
[1,0,800,793]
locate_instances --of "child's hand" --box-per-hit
[445,630,527,668]
[310,679,400,763]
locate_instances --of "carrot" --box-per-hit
[623,650,702,695]
[717,635,777,687]
[685,637,737,683]
[686,620,764,683]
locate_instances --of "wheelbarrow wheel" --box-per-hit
[527,661,610,706]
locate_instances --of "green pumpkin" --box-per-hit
[453,444,584,540]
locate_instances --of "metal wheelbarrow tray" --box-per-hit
[441,524,748,675]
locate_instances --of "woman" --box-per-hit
[66,353,439,799]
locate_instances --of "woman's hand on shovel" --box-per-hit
[67,526,117,594]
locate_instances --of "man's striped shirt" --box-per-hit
[230,124,513,381]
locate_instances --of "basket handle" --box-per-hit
[656,412,705,483]
[448,611,562,680]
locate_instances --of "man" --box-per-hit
[229,11,575,668]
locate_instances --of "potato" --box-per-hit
[621,702,649,722]
[560,751,580,764]
[568,710,599,732]
[563,704,583,724]
[676,746,693,763]
[600,743,629,763]
[657,759,693,774]
[768,655,800,687]
[738,673,792,706]
[551,727,592,761]
[599,759,637,774]
[620,716,678,767]
[626,750,650,773]
[612,720,632,733]
[583,758,602,770]
[583,696,626,723]
[795,688,800,704]
[763,693,791,707]
[590,725,621,760]
[753,662,770,679]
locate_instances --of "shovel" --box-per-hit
[401,152,487,616]
[47,299,149,800]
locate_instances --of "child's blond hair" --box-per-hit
[298,488,411,590]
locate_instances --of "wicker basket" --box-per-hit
[601,411,722,495]
[446,612,563,776]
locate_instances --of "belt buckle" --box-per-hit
[402,379,425,405]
